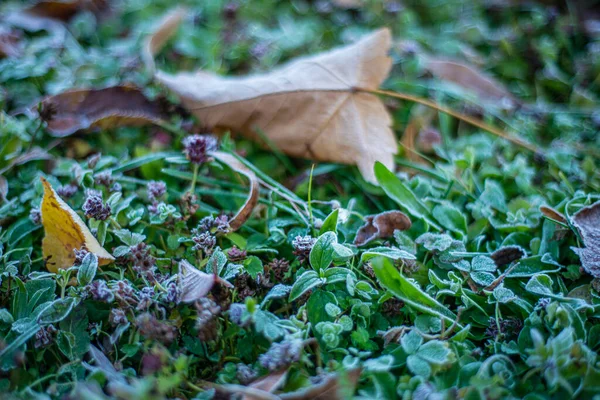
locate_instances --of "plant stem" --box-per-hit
[190,164,200,193]
[363,88,542,154]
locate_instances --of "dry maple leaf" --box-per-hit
[6,0,110,31]
[145,9,396,183]
[40,177,113,272]
[35,86,166,137]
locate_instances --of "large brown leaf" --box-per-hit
[145,9,396,183]
[35,86,166,137]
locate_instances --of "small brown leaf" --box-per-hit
[540,205,567,224]
[177,259,232,303]
[145,11,395,183]
[238,368,289,400]
[423,56,518,107]
[570,201,600,278]
[6,0,110,32]
[209,151,259,231]
[354,210,411,246]
[281,369,362,400]
[35,86,166,137]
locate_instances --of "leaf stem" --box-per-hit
[190,164,200,193]
[363,88,542,154]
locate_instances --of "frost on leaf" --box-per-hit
[571,201,600,278]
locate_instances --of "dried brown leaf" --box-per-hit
[490,246,525,267]
[423,56,518,107]
[145,11,395,183]
[571,201,600,278]
[209,151,259,231]
[540,205,567,224]
[6,0,110,31]
[354,210,411,246]
[35,86,166,137]
[177,259,233,303]
[281,369,362,400]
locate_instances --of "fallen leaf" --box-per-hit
[145,10,396,183]
[354,210,411,246]
[238,368,288,400]
[490,246,525,267]
[0,28,22,59]
[35,86,166,137]
[177,259,233,303]
[540,205,567,224]
[40,177,114,272]
[6,0,110,31]
[423,56,518,107]
[210,151,259,231]
[570,201,600,278]
[281,369,362,400]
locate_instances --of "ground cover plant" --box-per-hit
[0,0,599,399]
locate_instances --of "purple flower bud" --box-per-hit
[165,282,179,304]
[82,190,111,221]
[109,308,128,326]
[88,281,114,303]
[73,247,90,266]
[136,313,177,344]
[57,183,78,199]
[94,171,114,188]
[191,232,216,253]
[182,134,218,165]
[147,180,167,201]
[29,207,41,225]
[259,340,303,371]
[136,287,155,311]
[35,325,57,348]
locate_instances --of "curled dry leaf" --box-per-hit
[209,151,259,231]
[354,210,411,246]
[570,201,600,278]
[177,259,233,303]
[540,205,568,224]
[423,56,518,108]
[145,9,396,183]
[490,246,525,267]
[35,86,166,137]
[40,177,113,272]
[237,368,288,400]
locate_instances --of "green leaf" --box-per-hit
[59,307,90,358]
[417,341,451,364]
[77,253,98,286]
[507,254,562,278]
[374,162,440,229]
[243,256,263,280]
[319,209,339,234]
[37,297,76,325]
[432,203,467,236]
[361,246,416,262]
[324,267,355,284]
[57,331,77,359]
[401,330,423,354]
[372,257,457,325]
[525,274,555,297]
[289,270,323,301]
[309,231,337,271]
[207,249,228,276]
[407,355,431,378]
[471,271,495,287]
[0,321,39,371]
[471,256,497,272]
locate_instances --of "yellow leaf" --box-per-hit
[40,177,114,273]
